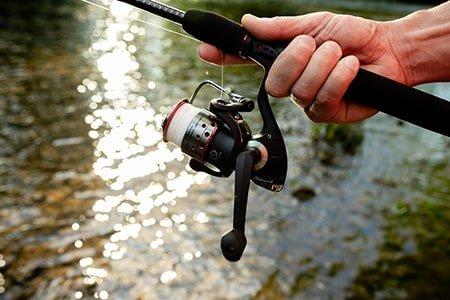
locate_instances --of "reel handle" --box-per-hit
[221,149,259,261]
[182,10,450,137]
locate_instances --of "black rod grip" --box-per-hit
[183,10,247,55]
[347,69,450,136]
[182,10,450,136]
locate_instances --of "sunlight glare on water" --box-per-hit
[74,0,211,294]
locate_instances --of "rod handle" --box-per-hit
[183,10,247,54]
[347,68,450,136]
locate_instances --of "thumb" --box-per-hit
[241,12,333,41]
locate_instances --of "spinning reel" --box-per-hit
[162,80,287,261]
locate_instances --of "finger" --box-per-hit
[197,43,252,65]
[342,99,378,123]
[290,40,343,109]
[265,35,316,97]
[306,55,360,123]
[242,12,334,41]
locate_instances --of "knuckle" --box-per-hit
[321,11,334,19]
[271,16,287,30]
[292,83,314,102]
[272,16,285,23]
[320,40,342,58]
[283,36,316,64]
[307,106,335,123]
[340,15,354,24]
[316,89,336,105]
[283,48,302,65]
[333,74,348,88]
[307,111,323,123]
[328,108,345,123]
[341,56,359,72]
[292,35,316,53]
[314,11,334,22]
[329,71,347,89]
[266,76,288,97]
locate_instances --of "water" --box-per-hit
[0,0,449,299]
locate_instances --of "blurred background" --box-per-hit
[0,0,449,299]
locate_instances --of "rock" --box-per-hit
[292,187,316,202]
[327,262,345,277]
[14,248,96,280]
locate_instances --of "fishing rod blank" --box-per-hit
[119,0,450,137]
[119,0,185,24]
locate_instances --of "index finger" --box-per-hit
[242,13,333,41]
[198,43,253,65]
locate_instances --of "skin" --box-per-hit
[197,2,450,123]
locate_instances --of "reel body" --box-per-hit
[162,80,287,261]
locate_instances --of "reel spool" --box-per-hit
[162,80,287,261]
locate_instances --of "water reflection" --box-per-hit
[76,0,210,295]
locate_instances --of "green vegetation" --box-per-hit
[312,124,365,164]
[348,159,450,299]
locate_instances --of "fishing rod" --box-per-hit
[117,0,450,262]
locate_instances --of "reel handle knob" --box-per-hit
[221,149,259,261]
[221,229,247,262]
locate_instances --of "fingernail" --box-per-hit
[242,14,258,22]
[197,44,207,57]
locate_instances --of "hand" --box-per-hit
[198,13,411,123]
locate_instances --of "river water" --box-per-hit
[0,0,449,299]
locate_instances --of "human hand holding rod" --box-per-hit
[119,0,450,136]
[198,1,450,133]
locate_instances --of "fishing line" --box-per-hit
[80,0,198,42]
[80,0,228,93]
[220,50,225,99]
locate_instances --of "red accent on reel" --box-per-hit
[162,99,189,142]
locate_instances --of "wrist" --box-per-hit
[386,4,450,86]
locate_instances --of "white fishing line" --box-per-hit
[220,50,225,99]
[79,0,199,42]
[80,0,229,98]
[165,103,202,146]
